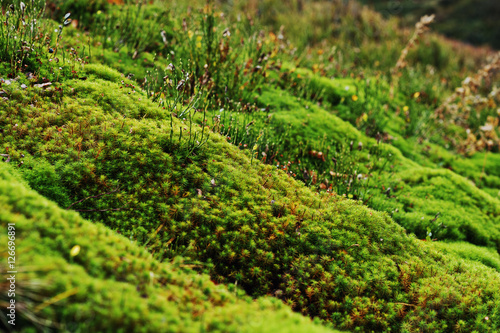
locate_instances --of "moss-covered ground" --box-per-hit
[0,162,340,332]
[1,0,500,332]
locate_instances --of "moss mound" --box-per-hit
[1,0,500,332]
[1,63,499,331]
[0,162,339,332]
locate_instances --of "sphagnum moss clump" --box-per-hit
[1,0,500,332]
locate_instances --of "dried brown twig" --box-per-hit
[392,14,435,75]
[432,51,500,154]
[66,188,121,210]
[390,15,435,98]
[434,52,500,120]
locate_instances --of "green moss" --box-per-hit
[2,63,500,331]
[0,162,338,333]
[371,167,500,249]
[19,157,72,208]
[2,0,500,332]
[250,85,500,252]
[434,241,500,272]
[288,66,357,105]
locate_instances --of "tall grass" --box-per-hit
[0,0,46,74]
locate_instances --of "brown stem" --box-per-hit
[72,206,129,212]
[66,188,121,210]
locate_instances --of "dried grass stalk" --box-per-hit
[392,14,435,74]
